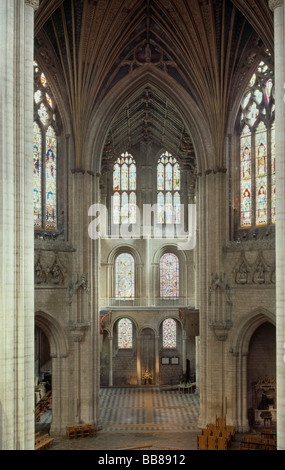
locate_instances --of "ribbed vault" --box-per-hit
[34,0,274,174]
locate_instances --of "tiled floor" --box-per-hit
[98,388,200,432]
[39,387,203,450]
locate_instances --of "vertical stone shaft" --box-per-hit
[0,0,37,450]
[269,0,285,451]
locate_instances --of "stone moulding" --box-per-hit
[25,0,40,9]
[209,321,233,341]
[269,0,284,11]
[68,321,91,343]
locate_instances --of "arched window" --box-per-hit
[115,253,135,299]
[239,61,275,228]
[118,318,133,349]
[162,319,177,349]
[113,153,136,225]
[160,253,179,298]
[33,62,58,231]
[157,152,181,224]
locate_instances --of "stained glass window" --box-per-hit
[115,253,135,299]
[240,122,252,228]
[46,126,57,230]
[112,153,137,225]
[255,122,267,226]
[271,123,276,224]
[33,61,58,231]
[157,152,181,224]
[239,60,275,228]
[118,318,133,349]
[34,122,42,229]
[163,319,177,349]
[160,253,179,298]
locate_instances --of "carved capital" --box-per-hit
[25,0,40,10]
[269,0,284,11]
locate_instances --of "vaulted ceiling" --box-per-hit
[34,0,274,174]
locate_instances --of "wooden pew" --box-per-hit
[35,391,52,423]
[207,436,218,450]
[66,423,98,439]
[217,437,228,450]
[35,433,54,450]
[197,435,208,450]
[240,436,261,450]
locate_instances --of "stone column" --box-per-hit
[108,336,113,387]
[137,335,142,386]
[269,0,285,450]
[182,332,187,376]
[155,335,160,385]
[198,170,230,427]
[0,0,38,450]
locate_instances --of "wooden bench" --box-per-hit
[35,433,54,450]
[35,391,52,422]
[66,423,98,439]
[240,435,276,450]
[197,435,208,450]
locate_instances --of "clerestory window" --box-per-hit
[33,62,58,231]
[239,61,275,228]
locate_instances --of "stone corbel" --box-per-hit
[209,321,233,341]
[25,0,40,9]
[269,0,284,11]
[66,274,89,305]
[68,322,90,343]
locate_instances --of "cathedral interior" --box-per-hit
[1,0,285,451]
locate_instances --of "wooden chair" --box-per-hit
[243,436,260,450]
[202,428,212,437]
[261,438,276,450]
[197,435,208,450]
[226,425,235,440]
[212,429,222,438]
[216,417,226,430]
[207,436,218,450]
[218,437,228,450]
[207,423,217,432]
[35,433,54,450]
[221,429,232,442]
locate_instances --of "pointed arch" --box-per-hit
[85,66,214,175]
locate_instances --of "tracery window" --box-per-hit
[162,318,177,349]
[157,152,181,224]
[239,61,275,228]
[118,318,133,349]
[33,62,58,231]
[113,153,136,225]
[115,253,135,299]
[160,253,179,298]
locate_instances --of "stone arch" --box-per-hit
[230,307,276,432]
[231,307,275,357]
[35,311,70,434]
[85,65,214,175]
[111,314,139,338]
[152,244,188,300]
[107,244,143,266]
[106,245,143,300]
[138,324,157,337]
[35,310,69,359]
